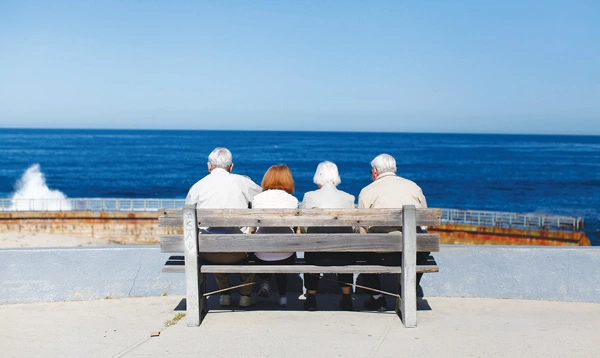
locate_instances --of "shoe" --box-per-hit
[239,294,254,307]
[304,294,317,311]
[364,296,387,311]
[259,282,271,297]
[340,295,353,311]
[219,294,232,307]
[278,296,288,307]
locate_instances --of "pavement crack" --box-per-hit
[127,253,143,296]
[368,322,393,358]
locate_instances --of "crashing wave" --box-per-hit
[10,164,72,211]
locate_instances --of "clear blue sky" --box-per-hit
[1,0,598,134]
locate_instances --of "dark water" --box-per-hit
[1,129,598,245]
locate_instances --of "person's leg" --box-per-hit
[416,251,431,287]
[213,273,231,293]
[200,252,248,305]
[303,252,320,295]
[275,274,288,296]
[360,252,383,293]
[238,272,255,296]
[274,254,296,297]
[361,253,389,310]
[337,273,353,294]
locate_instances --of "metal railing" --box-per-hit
[0,198,185,212]
[0,198,584,232]
[441,208,584,232]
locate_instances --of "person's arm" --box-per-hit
[357,190,369,233]
[185,183,198,205]
[236,175,262,206]
[418,189,428,209]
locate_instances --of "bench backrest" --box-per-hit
[159,206,441,253]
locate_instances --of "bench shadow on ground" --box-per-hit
[173,273,432,313]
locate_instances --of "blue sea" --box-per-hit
[1,129,599,245]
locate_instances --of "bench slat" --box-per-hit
[163,264,438,274]
[161,235,183,253]
[160,233,439,253]
[201,264,439,274]
[161,256,438,274]
[162,265,439,274]
[158,208,441,227]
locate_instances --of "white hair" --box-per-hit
[371,153,396,174]
[207,147,233,169]
[313,161,341,186]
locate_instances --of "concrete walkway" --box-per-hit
[1,295,599,357]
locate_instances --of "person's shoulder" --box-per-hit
[333,187,354,200]
[397,176,422,188]
[359,179,378,193]
[230,173,249,180]
[303,189,318,200]
[289,194,299,205]
[188,174,210,189]
[343,191,355,201]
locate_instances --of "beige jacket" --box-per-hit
[357,171,427,233]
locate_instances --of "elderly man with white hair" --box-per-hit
[301,161,356,311]
[185,147,262,308]
[357,153,428,311]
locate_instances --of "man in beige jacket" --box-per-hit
[358,153,428,311]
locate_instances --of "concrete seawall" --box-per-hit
[2,245,599,304]
[0,211,173,244]
[2,210,591,246]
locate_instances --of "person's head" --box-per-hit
[313,161,341,187]
[261,164,294,194]
[370,153,396,180]
[207,147,233,172]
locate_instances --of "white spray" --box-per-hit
[10,164,72,211]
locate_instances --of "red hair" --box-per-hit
[261,164,294,194]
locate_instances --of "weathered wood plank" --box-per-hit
[161,233,440,253]
[160,235,184,252]
[163,256,439,273]
[158,208,442,227]
[195,233,439,252]
[200,264,439,274]
[158,209,184,227]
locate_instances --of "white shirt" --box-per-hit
[185,168,262,208]
[251,189,299,261]
[185,168,262,234]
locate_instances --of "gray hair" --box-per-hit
[371,153,397,174]
[207,147,233,169]
[313,161,341,186]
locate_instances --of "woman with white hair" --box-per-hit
[301,161,355,311]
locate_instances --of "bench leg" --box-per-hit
[199,273,208,317]
[395,274,402,318]
[183,204,202,327]
[401,205,418,328]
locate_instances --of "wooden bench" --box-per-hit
[159,204,441,328]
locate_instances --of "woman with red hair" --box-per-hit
[251,164,299,307]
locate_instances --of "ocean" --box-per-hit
[1,128,598,245]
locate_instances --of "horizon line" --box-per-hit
[1,127,599,137]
